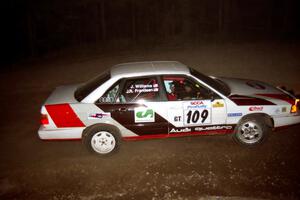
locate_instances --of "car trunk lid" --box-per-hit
[44,84,80,105]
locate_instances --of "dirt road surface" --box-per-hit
[0,42,300,199]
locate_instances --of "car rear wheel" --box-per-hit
[83,125,120,156]
[234,116,270,146]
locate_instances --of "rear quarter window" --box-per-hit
[75,72,110,102]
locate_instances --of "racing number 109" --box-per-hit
[186,109,209,124]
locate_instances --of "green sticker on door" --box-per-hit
[134,107,155,123]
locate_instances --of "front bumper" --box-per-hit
[273,114,300,128]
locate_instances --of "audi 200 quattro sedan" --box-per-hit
[38,61,300,155]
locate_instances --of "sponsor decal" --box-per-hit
[249,106,263,111]
[187,101,207,109]
[170,127,191,133]
[195,125,233,131]
[228,113,243,117]
[212,101,224,108]
[88,112,111,119]
[282,107,287,113]
[191,101,204,105]
[169,125,233,134]
[187,104,207,109]
[134,107,155,123]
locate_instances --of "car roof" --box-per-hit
[110,61,190,78]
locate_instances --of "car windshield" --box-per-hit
[190,68,231,96]
[75,71,110,102]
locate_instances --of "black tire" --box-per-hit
[233,115,271,146]
[82,125,121,156]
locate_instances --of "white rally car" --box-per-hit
[39,61,300,155]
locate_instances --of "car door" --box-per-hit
[97,76,169,138]
[161,75,229,136]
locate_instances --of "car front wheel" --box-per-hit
[234,116,271,146]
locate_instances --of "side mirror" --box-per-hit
[209,91,215,102]
[210,95,215,102]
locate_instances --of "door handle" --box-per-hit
[118,107,127,112]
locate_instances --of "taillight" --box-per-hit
[40,114,49,125]
[291,99,299,113]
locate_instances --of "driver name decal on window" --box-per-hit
[126,83,159,94]
[122,77,160,102]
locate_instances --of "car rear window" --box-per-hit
[75,71,110,102]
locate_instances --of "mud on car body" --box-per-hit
[38,61,300,155]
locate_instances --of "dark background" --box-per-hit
[1,1,300,199]
[3,0,300,66]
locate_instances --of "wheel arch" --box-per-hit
[238,113,274,128]
[82,123,122,138]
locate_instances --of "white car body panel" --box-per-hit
[38,126,84,140]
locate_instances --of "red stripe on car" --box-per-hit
[255,93,294,105]
[45,104,85,128]
[229,95,275,106]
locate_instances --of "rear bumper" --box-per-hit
[273,115,300,128]
[38,126,84,140]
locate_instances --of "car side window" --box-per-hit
[162,75,217,101]
[119,77,160,103]
[98,82,121,103]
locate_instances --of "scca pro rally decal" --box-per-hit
[134,107,155,123]
[183,100,211,125]
[88,112,111,119]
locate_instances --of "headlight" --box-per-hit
[291,99,299,113]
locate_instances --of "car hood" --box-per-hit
[217,77,282,95]
[44,84,81,105]
[216,77,295,105]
